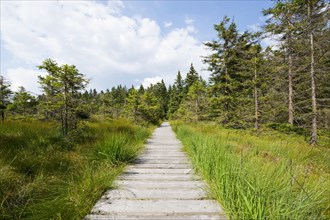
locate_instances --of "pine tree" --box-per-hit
[175,71,185,95]
[184,63,199,93]
[263,0,329,143]
[168,71,185,118]
[125,87,141,123]
[176,79,209,122]
[38,59,89,135]
[264,1,301,125]
[125,85,163,125]
[204,16,252,127]
[247,44,265,130]
[138,84,145,94]
[150,80,168,119]
[297,0,329,144]
[0,75,12,121]
[140,88,163,125]
[9,86,37,117]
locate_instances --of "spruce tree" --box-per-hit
[176,79,209,122]
[10,86,37,117]
[184,63,199,93]
[38,59,89,135]
[264,1,301,125]
[204,16,252,127]
[168,71,185,118]
[0,75,12,121]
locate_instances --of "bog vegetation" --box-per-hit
[0,0,329,219]
[0,119,151,219]
[172,121,329,219]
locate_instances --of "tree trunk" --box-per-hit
[224,62,229,124]
[288,44,294,125]
[65,104,68,135]
[1,110,4,121]
[254,60,259,130]
[309,1,317,144]
[61,108,65,136]
[195,98,198,123]
[64,83,69,136]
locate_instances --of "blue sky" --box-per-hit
[124,1,272,40]
[0,0,274,94]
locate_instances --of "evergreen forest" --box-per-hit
[0,1,329,219]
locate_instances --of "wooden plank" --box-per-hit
[91,199,224,214]
[86,122,227,220]
[101,188,208,200]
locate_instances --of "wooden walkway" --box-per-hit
[85,122,227,220]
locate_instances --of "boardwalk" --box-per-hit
[85,122,227,220]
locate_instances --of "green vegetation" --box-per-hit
[168,0,329,145]
[0,0,329,218]
[172,121,330,219]
[0,119,151,219]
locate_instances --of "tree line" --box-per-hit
[0,0,329,144]
[170,0,329,144]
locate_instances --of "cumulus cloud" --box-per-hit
[1,1,208,93]
[5,68,46,94]
[246,23,280,50]
[184,16,196,33]
[164,21,173,28]
[141,76,163,87]
[185,17,194,25]
[247,23,261,32]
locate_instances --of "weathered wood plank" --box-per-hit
[114,180,206,189]
[91,199,223,214]
[86,122,227,219]
[101,188,208,200]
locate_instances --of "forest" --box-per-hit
[0,0,329,219]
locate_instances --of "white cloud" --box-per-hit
[247,23,261,32]
[261,34,281,50]
[185,16,194,25]
[246,23,280,50]
[5,68,46,94]
[184,16,196,33]
[1,1,209,93]
[141,76,163,87]
[164,21,173,28]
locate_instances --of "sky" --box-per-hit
[0,0,275,94]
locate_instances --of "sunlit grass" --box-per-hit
[171,121,330,219]
[0,119,152,219]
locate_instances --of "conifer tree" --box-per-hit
[38,59,89,135]
[150,80,168,119]
[246,44,264,130]
[0,75,12,121]
[176,79,209,122]
[264,0,329,143]
[264,1,300,125]
[204,16,252,127]
[10,86,37,117]
[125,87,141,122]
[298,0,329,144]
[168,71,185,118]
[184,63,199,93]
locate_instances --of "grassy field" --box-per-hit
[171,121,330,220]
[0,119,152,219]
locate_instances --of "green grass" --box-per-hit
[0,119,152,219]
[171,121,330,220]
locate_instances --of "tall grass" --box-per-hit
[171,121,330,219]
[0,119,152,219]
